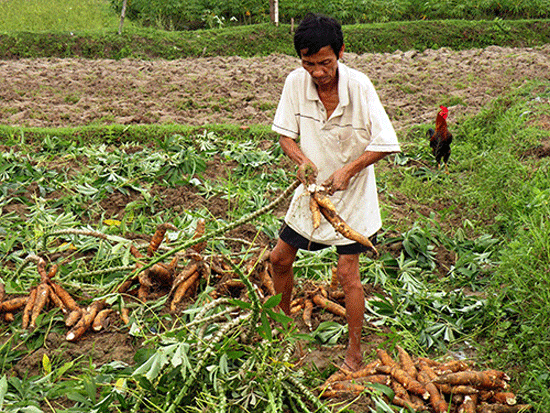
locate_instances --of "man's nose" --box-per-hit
[312,66,324,77]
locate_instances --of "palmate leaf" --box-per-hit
[132,347,170,381]
[312,321,347,345]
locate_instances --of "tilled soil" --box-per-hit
[1,45,550,135]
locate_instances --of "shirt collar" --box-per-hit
[305,61,350,107]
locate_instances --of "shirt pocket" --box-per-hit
[323,126,369,164]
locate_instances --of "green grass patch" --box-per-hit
[0,0,127,32]
[2,19,550,59]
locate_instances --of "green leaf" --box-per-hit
[67,391,91,405]
[227,350,246,359]
[259,312,272,340]
[368,382,394,399]
[265,308,292,325]
[0,375,7,411]
[263,294,281,309]
[132,350,169,381]
[228,298,252,310]
[20,407,43,413]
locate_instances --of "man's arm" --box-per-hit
[279,135,318,185]
[324,150,393,195]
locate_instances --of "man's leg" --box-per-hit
[270,238,299,315]
[337,253,364,370]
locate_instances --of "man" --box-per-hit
[270,13,400,372]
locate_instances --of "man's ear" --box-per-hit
[338,44,345,59]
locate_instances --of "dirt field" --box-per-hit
[2,45,550,411]
[2,45,550,134]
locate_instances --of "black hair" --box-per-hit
[293,13,344,58]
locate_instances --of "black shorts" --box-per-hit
[279,223,374,255]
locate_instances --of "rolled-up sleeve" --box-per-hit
[363,79,400,153]
[272,72,300,140]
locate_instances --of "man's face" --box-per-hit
[300,45,344,88]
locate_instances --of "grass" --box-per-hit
[382,80,550,409]
[0,0,127,33]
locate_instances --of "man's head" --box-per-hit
[294,13,344,59]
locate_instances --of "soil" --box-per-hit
[2,46,550,133]
[2,45,550,411]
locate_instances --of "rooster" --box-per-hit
[427,105,453,174]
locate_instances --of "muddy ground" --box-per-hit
[2,45,550,411]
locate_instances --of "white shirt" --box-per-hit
[272,62,400,245]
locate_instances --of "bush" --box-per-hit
[109,0,550,31]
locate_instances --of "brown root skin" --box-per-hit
[393,395,427,411]
[259,263,276,296]
[397,345,417,379]
[138,269,152,289]
[434,371,508,389]
[0,296,28,313]
[65,308,82,327]
[51,283,79,312]
[47,264,58,279]
[424,380,449,412]
[22,288,38,329]
[137,284,150,302]
[323,360,381,387]
[320,380,376,398]
[170,263,199,296]
[191,219,207,254]
[312,193,378,255]
[46,284,67,314]
[66,301,106,342]
[36,257,48,282]
[329,267,338,290]
[130,244,145,260]
[170,270,201,312]
[435,359,474,374]
[92,309,113,331]
[478,404,532,413]
[377,364,430,400]
[149,262,175,286]
[302,299,313,330]
[376,349,399,369]
[117,277,137,294]
[418,369,448,411]
[458,394,478,413]
[438,384,479,395]
[148,223,177,257]
[309,196,321,229]
[30,283,49,329]
[120,307,130,325]
[312,293,346,318]
[492,392,517,405]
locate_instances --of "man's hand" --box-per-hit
[322,168,352,195]
[322,151,391,195]
[297,161,318,186]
